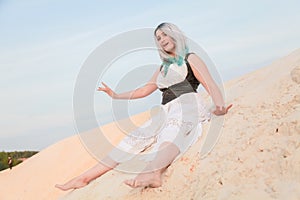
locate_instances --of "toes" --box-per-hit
[124,176,162,188]
[124,179,137,188]
[55,184,66,191]
[149,181,162,188]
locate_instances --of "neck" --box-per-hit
[170,52,176,57]
[166,51,176,57]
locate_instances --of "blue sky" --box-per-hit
[1,0,300,151]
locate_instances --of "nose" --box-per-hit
[160,36,166,45]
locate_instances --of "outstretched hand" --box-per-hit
[97,82,116,98]
[213,104,233,116]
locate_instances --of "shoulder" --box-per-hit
[186,53,201,63]
[186,53,205,68]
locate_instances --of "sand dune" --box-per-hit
[1,49,299,200]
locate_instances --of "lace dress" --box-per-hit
[109,55,211,163]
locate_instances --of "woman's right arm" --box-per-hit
[97,68,160,100]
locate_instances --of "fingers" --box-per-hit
[225,104,233,113]
[97,82,110,91]
[97,82,115,98]
[97,86,106,91]
[101,82,109,88]
[213,110,223,116]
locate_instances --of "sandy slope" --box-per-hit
[0,49,299,200]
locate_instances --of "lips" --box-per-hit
[163,42,169,47]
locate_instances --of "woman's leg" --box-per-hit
[55,156,119,191]
[124,142,180,188]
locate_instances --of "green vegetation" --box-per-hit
[0,151,39,171]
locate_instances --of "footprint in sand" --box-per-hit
[291,66,300,84]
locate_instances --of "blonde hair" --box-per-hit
[154,23,188,62]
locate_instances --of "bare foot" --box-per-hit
[124,171,162,188]
[55,177,88,191]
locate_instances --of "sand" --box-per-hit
[0,49,299,200]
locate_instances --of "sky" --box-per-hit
[1,0,300,151]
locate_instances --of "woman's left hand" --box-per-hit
[213,104,233,116]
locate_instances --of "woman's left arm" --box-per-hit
[187,53,232,115]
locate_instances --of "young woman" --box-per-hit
[55,22,232,190]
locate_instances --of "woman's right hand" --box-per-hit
[97,82,116,98]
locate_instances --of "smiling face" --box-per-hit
[155,29,176,55]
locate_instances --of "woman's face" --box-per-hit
[155,29,175,54]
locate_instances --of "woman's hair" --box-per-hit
[154,22,188,62]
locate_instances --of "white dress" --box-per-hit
[109,62,211,163]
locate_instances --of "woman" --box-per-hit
[55,22,232,190]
